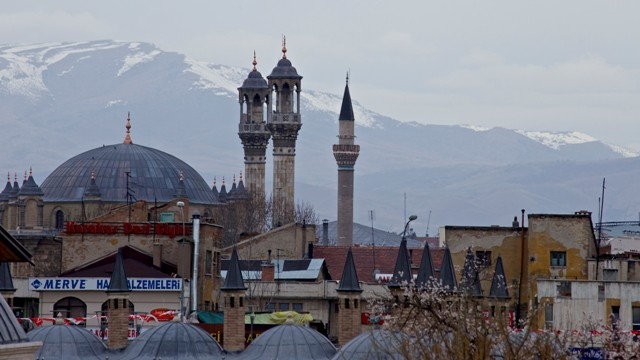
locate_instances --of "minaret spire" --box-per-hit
[123,112,132,144]
[281,35,287,59]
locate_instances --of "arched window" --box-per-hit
[53,297,86,326]
[55,210,64,229]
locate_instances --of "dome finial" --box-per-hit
[233,174,236,184]
[179,170,184,182]
[239,171,243,182]
[222,176,225,186]
[23,170,27,181]
[124,112,133,145]
[281,35,287,59]
[252,51,257,71]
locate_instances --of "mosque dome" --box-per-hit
[242,322,336,360]
[27,323,107,360]
[40,118,217,205]
[120,321,225,360]
[331,329,410,360]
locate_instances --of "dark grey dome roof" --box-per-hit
[240,69,268,89]
[242,323,336,360]
[120,322,224,360]
[332,329,409,360]
[27,324,107,360]
[268,58,302,79]
[41,143,218,205]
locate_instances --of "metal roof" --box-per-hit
[27,323,107,359]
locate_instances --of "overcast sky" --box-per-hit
[2,1,639,147]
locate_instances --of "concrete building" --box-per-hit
[441,211,598,325]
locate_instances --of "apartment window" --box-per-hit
[475,251,492,267]
[159,212,174,222]
[550,251,566,267]
[265,303,275,312]
[544,304,553,330]
[279,303,289,311]
[292,303,303,312]
[204,301,211,311]
[632,307,640,331]
[603,269,618,281]
[205,250,212,275]
[557,281,572,297]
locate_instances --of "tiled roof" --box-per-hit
[313,245,444,283]
[60,245,175,278]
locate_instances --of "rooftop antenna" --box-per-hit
[595,178,605,281]
[425,210,432,237]
[370,210,377,272]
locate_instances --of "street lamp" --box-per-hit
[176,201,185,319]
[402,215,418,241]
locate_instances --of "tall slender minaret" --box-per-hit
[333,73,359,246]
[267,37,303,226]
[238,52,271,199]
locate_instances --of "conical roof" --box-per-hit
[439,247,457,292]
[218,180,228,203]
[0,263,15,292]
[388,239,412,289]
[337,248,362,293]
[83,172,101,198]
[339,81,355,121]
[18,170,43,196]
[460,248,483,297]
[242,322,336,360]
[221,248,246,291]
[489,256,510,299]
[107,248,130,293]
[415,242,434,289]
[0,175,12,201]
[10,176,19,198]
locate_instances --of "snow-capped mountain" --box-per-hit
[1,40,639,232]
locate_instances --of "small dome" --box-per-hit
[120,321,224,360]
[268,58,302,79]
[332,329,409,360]
[242,323,336,360]
[240,69,268,89]
[27,324,107,360]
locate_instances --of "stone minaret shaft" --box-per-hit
[238,53,270,199]
[333,78,359,246]
[267,39,303,226]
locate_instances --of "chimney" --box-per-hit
[322,219,329,245]
[261,261,275,281]
[512,216,519,228]
[152,242,162,268]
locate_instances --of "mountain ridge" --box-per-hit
[1,40,638,232]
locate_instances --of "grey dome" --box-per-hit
[120,322,224,360]
[268,58,302,79]
[27,324,107,360]
[332,329,409,360]
[41,143,218,205]
[240,69,268,89]
[242,323,336,360]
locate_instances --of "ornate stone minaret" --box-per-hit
[333,74,359,246]
[267,37,303,226]
[238,52,271,199]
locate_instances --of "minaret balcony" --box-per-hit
[270,113,300,123]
